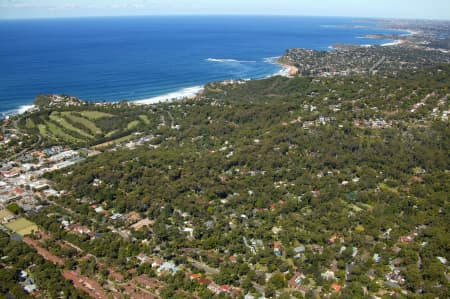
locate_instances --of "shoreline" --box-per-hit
[1,25,417,119]
[133,85,205,105]
[276,63,299,77]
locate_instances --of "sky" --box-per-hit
[0,0,449,20]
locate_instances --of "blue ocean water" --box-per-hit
[0,16,404,116]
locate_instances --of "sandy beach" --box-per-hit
[277,63,299,77]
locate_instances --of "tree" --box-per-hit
[268,273,287,290]
[7,203,21,214]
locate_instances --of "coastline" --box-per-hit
[1,104,36,119]
[124,60,299,105]
[276,63,299,77]
[133,85,205,105]
[1,23,418,119]
[131,58,297,105]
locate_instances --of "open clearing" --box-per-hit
[5,218,39,236]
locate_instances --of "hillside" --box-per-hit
[25,65,450,298]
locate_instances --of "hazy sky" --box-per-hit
[0,0,449,20]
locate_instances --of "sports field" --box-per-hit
[5,217,39,236]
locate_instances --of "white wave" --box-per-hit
[381,40,402,47]
[262,56,291,78]
[402,30,419,37]
[274,66,291,77]
[206,58,256,63]
[134,85,204,105]
[264,65,290,78]
[1,104,35,119]
[18,104,35,114]
[263,56,281,64]
[321,25,339,28]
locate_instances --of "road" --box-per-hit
[167,111,175,129]
[187,258,220,275]
[4,118,42,162]
[252,282,266,295]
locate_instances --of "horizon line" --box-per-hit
[1,13,449,22]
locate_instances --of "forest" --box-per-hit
[22,65,449,298]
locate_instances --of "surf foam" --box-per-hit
[206,58,256,63]
[134,85,204,105]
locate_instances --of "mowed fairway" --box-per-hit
[50,112,93,139]
[23,106,157,147]
[61,112,102,135]
[35,110,113,144]
[5,218,39,236]
[79,111,114,120]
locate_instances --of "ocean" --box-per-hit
[0,16,405,116]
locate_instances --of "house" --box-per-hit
[294,245,306,254]
[94,206,105,214]
[126,211,142,224]
[189,273,202,280]
[329,234,344,244]
[331,283,342,292]
[311,244,324,254]
[31,183,49,192]
[288,272,306,290]
[1,171,19,178]
[14,188,25,195]
[136,253,152,264]
[130,219,154,230]
[110,213,123,221]
[197,278,212,286]
[321,270,336,281]
[19,271,38,294]
[219,285,232,294]
[61,219,71,227]
[68,223,92,236]
[182,227,194,238]
[399,235,414,244]
[43,189,59,198]
[151,258,163,268]
[208,282,221,294]
[373,253,381,263]
[273,241,282,257]
[157,262,179,275]
[48,150,78,163]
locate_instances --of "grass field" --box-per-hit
[25,119,36,129]
[79,111,114,120]
[139,115,150,125]
[127,120,141,130]
[38,124,47,136]
[105,130,119,138]
[61,112,102,135]
[23,107,157,147]
[50,112,94,139]
[46,121,83,143]
[92,134,137,149]
[5,217,39,236]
